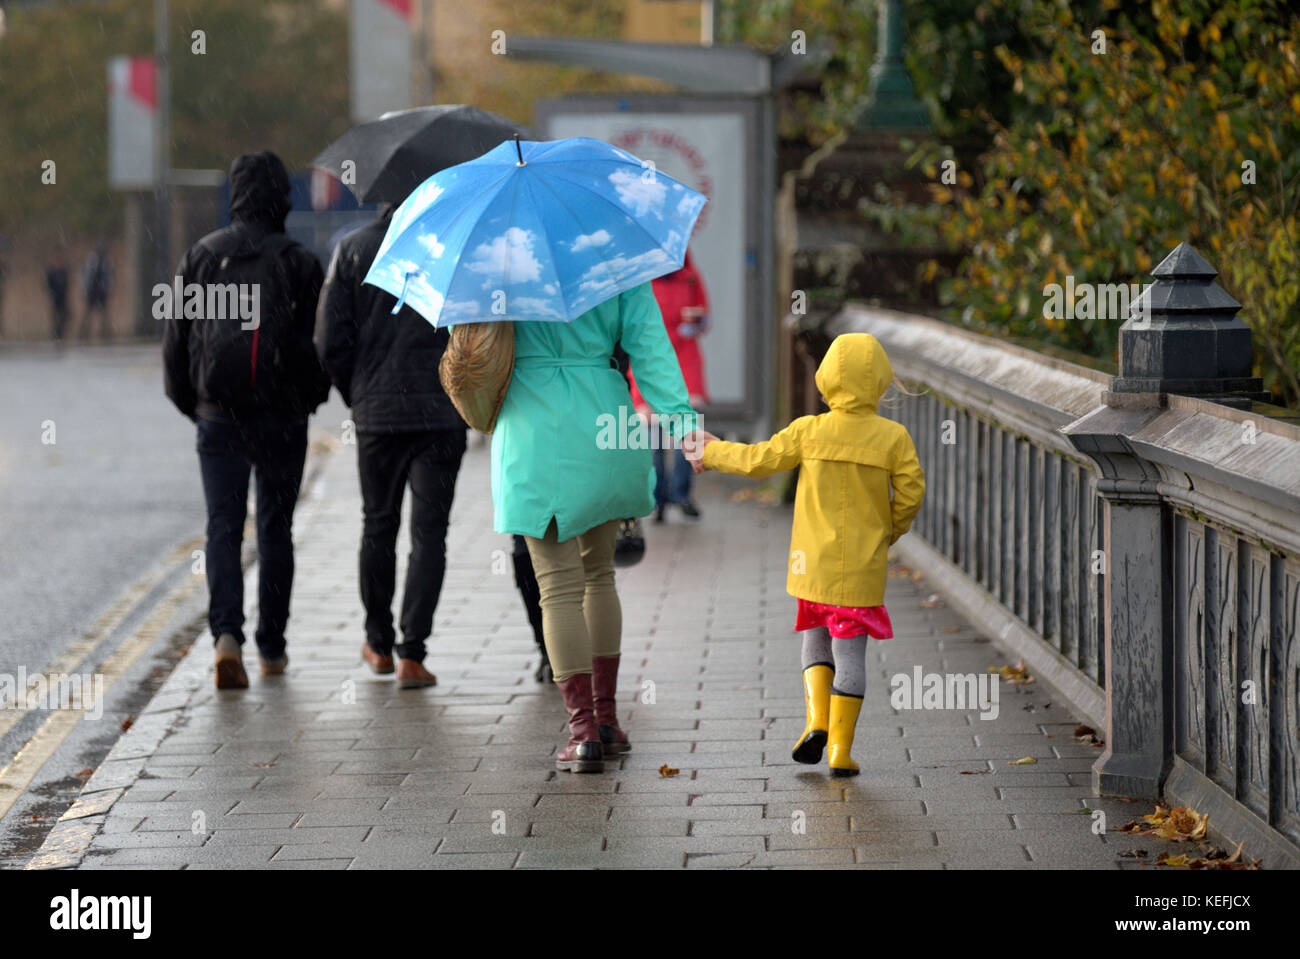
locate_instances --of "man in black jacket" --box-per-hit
[315,206,466,688]
[163,151,330,689]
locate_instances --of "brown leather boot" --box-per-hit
[554,673,604,773]
[591,655,630,754]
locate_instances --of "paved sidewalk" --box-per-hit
[32,438,1180,869]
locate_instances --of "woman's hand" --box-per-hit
[683,429,719,473]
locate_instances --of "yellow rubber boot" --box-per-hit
[792,664,833,764]
[827,693,863,777]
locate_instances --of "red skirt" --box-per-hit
[795,599,893,640]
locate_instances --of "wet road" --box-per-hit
[0,343,205,677]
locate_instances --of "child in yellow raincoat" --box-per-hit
[691,333,925,776]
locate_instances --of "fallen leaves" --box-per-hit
[1155,842,1260,870]
[920,593,946,608]
[1118,804,1209,841]
[990,662,1035,685]
[959,769,992,775]
[1008,756,1038,765]
[120,715,135,733]
[888,565,926,583]
[73,768,94,782]
[1113,804,1260,868]
[658,764,680,778]
[1073,723,1104,747]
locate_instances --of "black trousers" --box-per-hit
[196,416,308,658]
[357,429,466,661]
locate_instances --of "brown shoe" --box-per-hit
[259,652,289,676]
[214,634,249,690]
[396,658,437,689]
[592,655,630,754]
[554,673,604,773]
[361,642,394,675]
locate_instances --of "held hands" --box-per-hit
[683,429,720,474]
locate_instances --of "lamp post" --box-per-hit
[855,0,929,132]
[149,0,170,337]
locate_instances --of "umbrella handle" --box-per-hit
[391,268,419,315]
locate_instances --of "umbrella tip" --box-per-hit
[514,134,524,166]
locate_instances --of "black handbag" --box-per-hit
[613,517,646,567]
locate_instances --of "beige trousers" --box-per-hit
[524,519,621,682]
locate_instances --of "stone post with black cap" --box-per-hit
[1062,241,1270,799]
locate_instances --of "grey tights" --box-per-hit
[800,626,867,697]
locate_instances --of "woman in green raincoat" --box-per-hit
[492,281,702,773]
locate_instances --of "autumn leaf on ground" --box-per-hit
[1008,756,1038,765]
[888,565,915,579]
[73,768,94,781]
[959,769,991,775]
[1117,804,1211,843]
[941,626,963,633]
[120,715,135,732]
[1072,723,1104,746]
[729,489,754,503]
[990,662,1034,684]
[1152,806,1208,841]
[920,593,945,608]
[658,764,680,778]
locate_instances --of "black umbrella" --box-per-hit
[312,105,528,205]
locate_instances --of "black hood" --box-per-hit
[228,151,292,228]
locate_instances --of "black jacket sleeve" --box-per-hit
[162,248,200,421]
[293,248,332,415]
[314,242,358,407]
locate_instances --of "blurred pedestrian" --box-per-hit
[163,151,331,689]
[314,203,466,689]
[0,235,8,338]
[691,334,926,777]
[45,254,71,347]
[630,250,710,522]
[80,244,113,341]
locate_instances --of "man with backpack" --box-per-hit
[314,203,467,689]
[163,151,331,689]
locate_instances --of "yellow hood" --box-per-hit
[814,333,893,414]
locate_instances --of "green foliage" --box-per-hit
[899,0,1300,406]
[721,0,1300,406]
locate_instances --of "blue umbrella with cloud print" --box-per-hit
[362,136,707,326]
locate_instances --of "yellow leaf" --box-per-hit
[1008,756,1038,765]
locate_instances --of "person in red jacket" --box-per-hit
[630,250,710,522]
